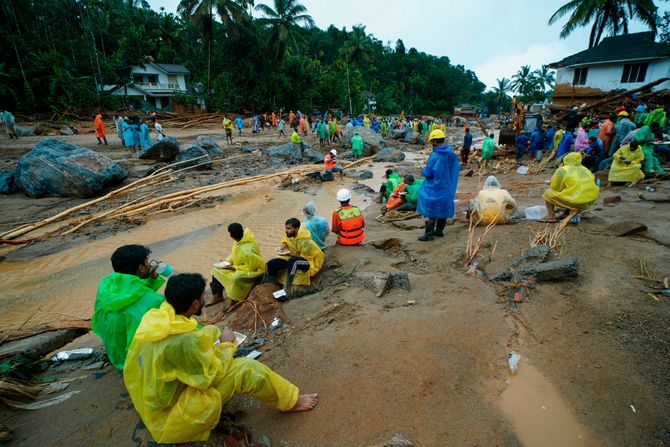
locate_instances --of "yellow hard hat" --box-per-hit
[428,129,446,141]
[617,111,629,117]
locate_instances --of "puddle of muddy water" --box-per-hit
[498,361,600,447]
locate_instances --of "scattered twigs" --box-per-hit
[490,240,499,263]
[464,214,497,266]
[631,256,662,283]
[530,211,576,252]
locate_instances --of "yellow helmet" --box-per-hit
[428,129,446,141]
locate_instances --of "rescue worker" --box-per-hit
[378,169,401,203]
[632,122,665,175]
[92,244,166,370]
[222,115,234,145]
[94,113,108,145]
[541,152,599,222]
[481,133,494,168]
[264,218,324,298]
[324,149,344,180]
[384,175,423,213]
[608,140,645,185]
[124,273,318,444]
[291,129,306,151]
[331,188,364,246]
[417,129,459,241]
[209,223,265,307]
[302,202,329,250]
[470,176,517,224]
[462,127,473,164]
[351,132,364,160]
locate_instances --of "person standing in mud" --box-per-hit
[92,244,166,369]
[417,129,459,241]
[222,115,234,145]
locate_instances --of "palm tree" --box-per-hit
[549,0,658,48]
[492,77,511,111]
[533,65,556,93]
[178,0,249,108]
[511,65,535,96]
[254,0,315,62]
[340,25,373,116]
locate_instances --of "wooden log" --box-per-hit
[582,78,669,112]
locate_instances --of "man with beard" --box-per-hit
[92,244,166,370]
[124,273,318,444]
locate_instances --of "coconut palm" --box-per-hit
[254,0,315,61]
[492,77,511,106]
[549,0,658,48]
[511,65,535,96]
[533,65,556,93]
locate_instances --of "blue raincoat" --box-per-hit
[131,124,141,147]
[302,202,329,249]
[417,144,460,219]
[529,128,544,154]
[545,128,555,150]
[122,122,134,147]
[140,123,152,149]
[555,131,574,159]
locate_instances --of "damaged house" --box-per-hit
[549,32,670,107]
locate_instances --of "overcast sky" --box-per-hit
[146,0,658,90]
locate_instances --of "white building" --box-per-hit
[99,62,190,111]
[548,32,670,107]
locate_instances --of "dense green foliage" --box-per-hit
[0,0,485,115]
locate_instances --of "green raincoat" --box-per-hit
[383,172,401,200]
[632,125,665,174]
[482,136,494,160]
[92,273,165,369]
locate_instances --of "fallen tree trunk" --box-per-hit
[582,78,669,112]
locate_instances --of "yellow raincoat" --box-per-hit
[124,302,299,444]
[471,176,517,224]
[608,145,645,183]
[211,229,265,301]
[543,152,599,211]
[278,226,324,286]
[363,115,371,128]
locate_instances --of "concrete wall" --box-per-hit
[555,59,670,92]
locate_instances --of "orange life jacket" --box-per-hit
[336,205,364,245]
[324,154,335,170]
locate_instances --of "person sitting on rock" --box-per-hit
[324,149,344,181]
[290,129,306,151]
[302,201,329,250]
[264,218,324,298]
[209,223,265,308]
[540,152,599,223]
[124,273,318,444]
[332,188,365,245]
[469,175,517,224]
[92,244,166,370]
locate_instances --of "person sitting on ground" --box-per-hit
[209,223,265,308]
[264,218,324,298]
[124,273,318,445]
[417,129,460,241]
[324,149,344,181]
[608,140,645,185]
[92,244,165,370]
[384,175,423,213]
[302,201,329,250]
[351,132,364,160]
[541,152,599,223]
[582,136,605,172]
[470,175,517,224]
[632,122,665,175]
[332,188,365,245]
[378,169,401,203]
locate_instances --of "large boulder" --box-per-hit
[390,127,413,141]
[59,126,74,136]
[15,139,127,198]
[343,126,384,154]
[175,144,212,170]
[302,146,325,163]
[195,135,224,156]
[0,170,17,194]
[137,136,179,161]
[373,147,405,162]
[267,142,302,164]
[15,125,36,137]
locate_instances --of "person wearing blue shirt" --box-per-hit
[462,127,473,164]
[515,132,530,165]
[140,119,152,150]
[582,136,605,172]
[235,116,244,134]
[555,131,575,160]
[529,127,545,161]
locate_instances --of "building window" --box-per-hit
[621,63,648,83]
[573,67,588,85]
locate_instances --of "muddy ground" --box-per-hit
[0,122,669,447]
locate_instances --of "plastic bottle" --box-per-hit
[646,186,655,192]
[508,351,521,374]
[595,178,601,188]
[151,261,174,277]
[524,205,548,220]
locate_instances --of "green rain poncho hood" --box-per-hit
[92,273,165,369]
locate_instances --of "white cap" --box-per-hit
[336,188,351,202]
[330,149,337,156]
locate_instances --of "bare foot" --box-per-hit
[285,393,318,412]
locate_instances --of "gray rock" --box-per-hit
[640,191,670,203]
[389,272,411,291]
[0,169,17,194]
[241,146,262,154]
[373,147,405,162]
[353,271,411,297]
[343,126,384,154]
[15,139,127,198]
[137,136,179,161]
[345,169,374,180]
[175,144,212,170]
[59,126,74,136]
[390,127,413,141]
[489,269,514,282]
[512,244,551,268]
[126,165,157,178]
[15,125,36,137]
[267,142,302,164]
[519,259,578,281]
[607,220,648,237]
[302,146,325,163]
[0,328,87,361]
[381,433,414,447]
[195,135,224,156]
